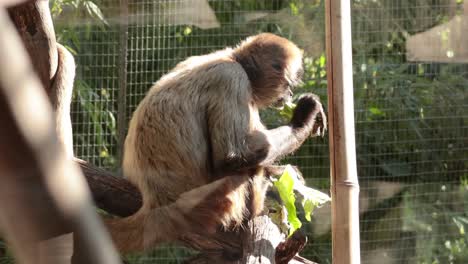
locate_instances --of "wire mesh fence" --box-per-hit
[12,0,464,263]
[352,1,467,263]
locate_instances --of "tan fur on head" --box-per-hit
[233,33,303,107]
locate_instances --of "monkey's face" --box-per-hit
[234,33,304,108]
[272,56,304,108]
[272,86,293,108]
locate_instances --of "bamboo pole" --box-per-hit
[325,0,361,264]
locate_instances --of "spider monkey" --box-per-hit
[107,33,326,253]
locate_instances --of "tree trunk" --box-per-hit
[7,0,57,91]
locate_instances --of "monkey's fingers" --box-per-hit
[311,106,327,138]
[291,93,320,129]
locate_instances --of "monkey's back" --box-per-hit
[123,52,239,208]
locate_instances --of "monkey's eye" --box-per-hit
[272,62,282,71]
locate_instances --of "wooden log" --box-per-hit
[181,216,315,264]
[240,217,316,264]
[77,158,317,263]
[76,158,142,217]
[7,0,57,91]
[275,230,307,264]
[325,0,361,264]
[241,216,285,264]
[8,1,75,156]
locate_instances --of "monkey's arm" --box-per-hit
[206,63,268,176]
[259,93,327,165]
[212,92,326,175]
[209,64,325,176]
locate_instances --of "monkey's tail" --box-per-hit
[104,205,179,253]
[104,176,244,254]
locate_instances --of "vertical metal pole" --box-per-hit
[117,0,128,166]
[325,0,361,263]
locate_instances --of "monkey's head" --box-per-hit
[233,33,304,108]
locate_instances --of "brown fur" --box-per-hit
[51,44,75,157]
[108,33,326,253]
[234,33,303,107]
[105,177,241,252]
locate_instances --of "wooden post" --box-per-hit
[325,0,361,264]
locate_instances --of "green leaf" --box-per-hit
[279,102,296,120]
[302,199,314,221]
[272,165,331,235]
[273,165,302,236]
[319,54,326,68]
[369,107,385,116]
[297,185,331,222]
[183,27,192,36]
[289,2,299,16]
[281,166,330,222]
[453,217,467,235]
[83,1,108,26]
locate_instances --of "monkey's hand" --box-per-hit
[290,93,327,138]
[249,94,327,166]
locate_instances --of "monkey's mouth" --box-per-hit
[272,98,287,108]
[272,87,293,108]
[272,96,293,109]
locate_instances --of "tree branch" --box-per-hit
[76,158,142,217]
[76,159,316,263]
